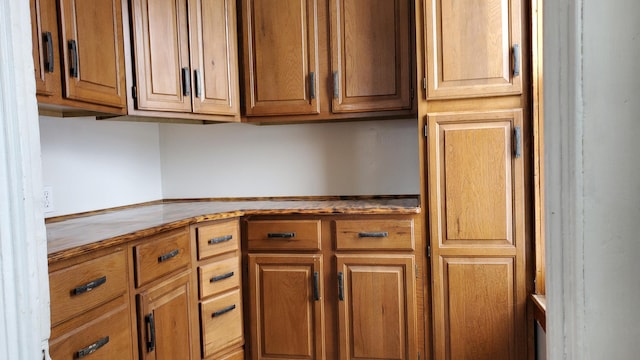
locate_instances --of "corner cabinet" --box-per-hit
[30,0,127,114]
[426,109,527,359]
[129,0,240,120]
[240,0,415,121]
[423,0,522,99]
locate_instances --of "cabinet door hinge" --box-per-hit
[131,86,137,99]
[422,78,427,90]
[427,245,431,258]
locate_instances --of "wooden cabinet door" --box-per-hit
[241,0,320,116]
[248,254,325,360]
[424,0,522,99]
[138,272,196,360]
[426,109,527,359]
[188,0,240,116]
[335,255,417,360]
[31,0,60,97]
[58,0,126,108]
[330,0,412,113]
[131,0,191,112]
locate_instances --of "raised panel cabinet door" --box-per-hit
[188,0,240,116]
[426,109,527,359]
[424,0,523,99]
[131,0,192,112]
[330,0,412,113]
[58,0,126,108]
[335,255,417,360]
[30,0,61,97]
[242,0,320,116]
[138,273,196,360]
[248,254,325,360]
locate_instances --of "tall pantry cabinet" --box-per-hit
[418,0,531,359]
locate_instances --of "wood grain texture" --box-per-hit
[201,289,244,357]
[31,0,60,97]
[196,219,240,260]
[134,227,191,287]
[334,218,415,251]
[246,219,322,251]
[47,198,420,262]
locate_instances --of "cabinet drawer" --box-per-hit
[49,300,132,360]
[199,256,241,299]
[247,220,322,251]
[50,250,127,326]
[134,228,191,287]
[335,219,415,250]
[201,290,243,357]
[197,220,240,260]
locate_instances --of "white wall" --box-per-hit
[39,116,163,216]
[544,0,640,358]
[581,0,640,357]
[159,119,419,198]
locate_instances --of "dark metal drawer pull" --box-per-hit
[76,336,109,358]
[210,271,234,283]
[43,31,54,73]
[146,313,155,352]
[358,232,389,238]
[338,272,344,301]
[72,276,107,296]
[267,232,295,239]
[182,67,190,96]
[313,271,320,301]
[212,304,236,317]
[157,249,179,263]
[209,235,233,245]
[68,40,78,78]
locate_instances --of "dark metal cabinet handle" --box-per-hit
[76,336,109,358]
[146,313,155,352]
[212,304,236,317]
[194,69,202,98]
[338,272,344,301]
[43,32,53,73]
[68,40,78,78]
[209,235,233,245]
[182,67,190,96]
[72,276,107,296]
[309,72,316,99]
[514,126,522,158]
[358,232,388,238]
[513,44,520,76]
[313,271,320,301]
[267,232,295,239]
[157,249,179,263]
[333,71,339,98]
[210,271,234,283]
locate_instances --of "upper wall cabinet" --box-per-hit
[329,0,412,113]
[423,0,522,99]
[30,0,127,115]
[240,0,414,121]
[241,0,320,116]
[129,0,240,120]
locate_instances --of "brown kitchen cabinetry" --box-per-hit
[29,0,127,115]
[240,0,414,122]
[48,247,134,360]
[425,109,527,359]
[422,0,523,99]
[131,227,199,360]
[191,219,245,359]
[244,215,421,359]
[128,0,240,120]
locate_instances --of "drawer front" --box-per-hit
[50,250,127,326]
[247,220,322,251]
[49,302,133,360]
[199,256,241,298]
[335,219,415,250]
[197,220,240,260]
[201,290,243,357]
[134,228,191,287]
[219,348,244,360]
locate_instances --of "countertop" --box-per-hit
[46,197,421,262]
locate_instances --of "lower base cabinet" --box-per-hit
[137,271,197,360]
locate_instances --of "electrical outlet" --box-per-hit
[43,186,54,213]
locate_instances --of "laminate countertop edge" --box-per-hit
[46,198,421,263]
